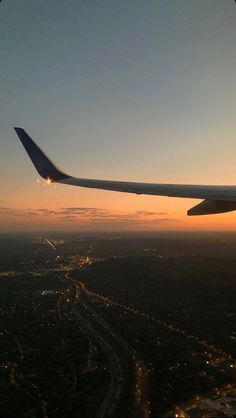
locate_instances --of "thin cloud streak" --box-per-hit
[2,203,235,233]
[0,206,177,228]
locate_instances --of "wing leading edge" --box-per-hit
[14,127,236,216]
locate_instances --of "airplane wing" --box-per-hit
[14,127,236,216]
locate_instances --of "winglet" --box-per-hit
[14,127,68,181]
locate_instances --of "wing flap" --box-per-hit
[188,200,236,216]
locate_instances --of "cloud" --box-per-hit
[135,210,168,216]
[0,207,40,216]
[60,207,107,216]
[60,207,102,212]
[56,215,78,221]
[136,210,156,216]
[92,217,143,223]
[24,211,40,216]
[151,218,179,223]
[0,206,180,228]
[35,209,58,215]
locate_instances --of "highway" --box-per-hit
[71,303,126,417]
[63,270,150,418]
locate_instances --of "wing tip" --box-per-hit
[14,127,69,181]
[14,126,24,133]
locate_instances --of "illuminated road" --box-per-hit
[64,271,150,418]
[71,303,126,418]
[77,280,236,418]
[61,246,235,417]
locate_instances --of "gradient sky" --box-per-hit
[1,0,236,232]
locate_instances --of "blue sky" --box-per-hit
[1,1,236,231]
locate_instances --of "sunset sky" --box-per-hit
[1,1,236,232]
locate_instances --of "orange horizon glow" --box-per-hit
[2,178,236,232]
[3,162,236,232]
